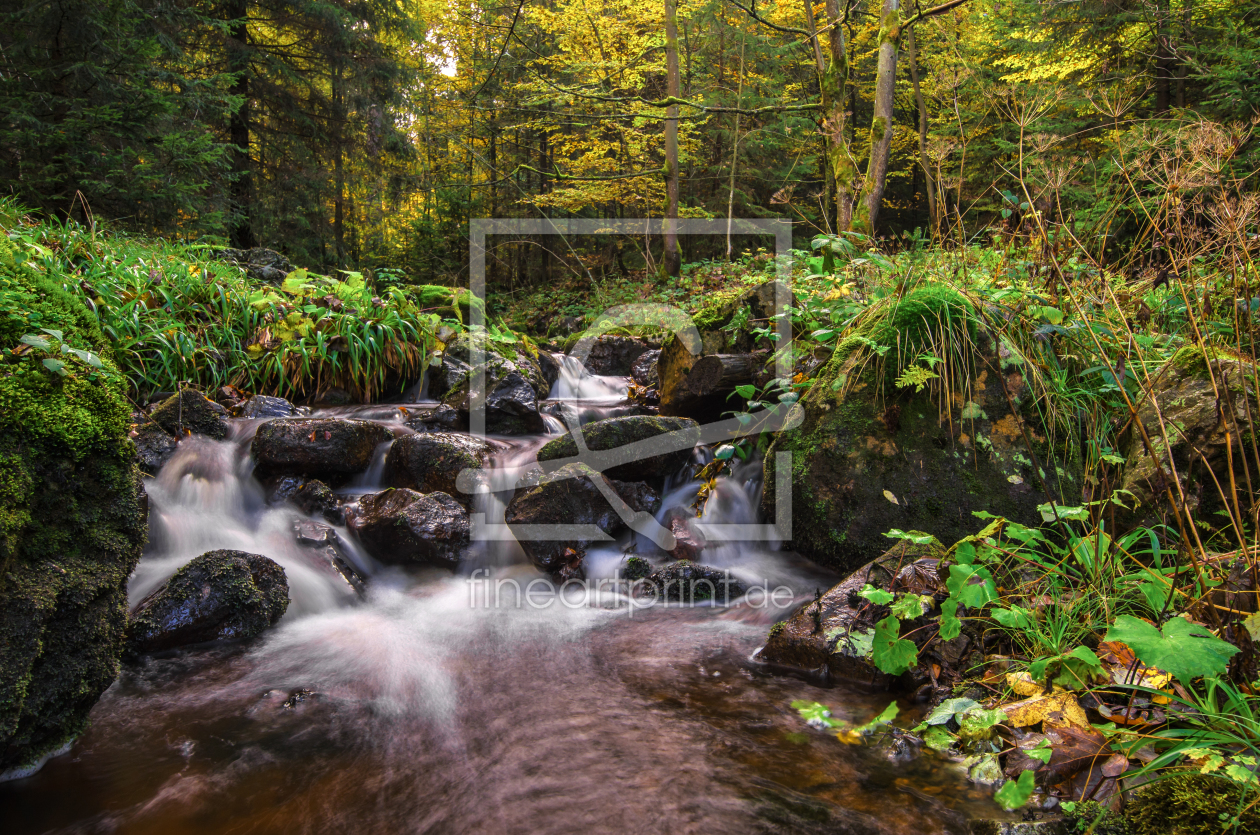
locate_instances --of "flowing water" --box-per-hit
[0,365,1008,834]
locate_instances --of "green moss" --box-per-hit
[0,237,145,772]
[1124,774,1260,835]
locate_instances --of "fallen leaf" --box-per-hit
[1244,611,1260,642]
[1002,688,1090,730]
[883,489,899,505]
[1007,671,1042,697]
[1101,753,1130,778]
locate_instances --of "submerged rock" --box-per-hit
[251,418,393,484]
[658,279,791,420]
[0,237,148,774]
[150,389,231,440]
[536,415,699,481]
[347,489,469,567]
[385,431,494,504]
[570,335,652,376]
[127,550,290,654]
[643,560,745,603]
[504,462,634,577]
[292,519,365,596]
[763,286,1076,575]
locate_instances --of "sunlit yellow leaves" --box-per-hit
[1001,687,1090,730]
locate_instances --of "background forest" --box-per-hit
[3,0,1255,287]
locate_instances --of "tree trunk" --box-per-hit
[333,63,345,267]
[855,0,901,234]
[686,354,759,396]
[822,0,855,233]
[725,36,745,260]
[663,0,681,277]
[227,0,255,249]
[905,27,937,236]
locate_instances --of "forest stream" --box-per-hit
[0,361,1010,835]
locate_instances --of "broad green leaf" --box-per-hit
[1039,306,1064,325]
[924,697,979,726]
[20,334,51,350]
[872,616,918,675]
[853,702,899,734]
[994,770,1036,811]
[938,597,962,641]
[959,707,1005,736]
[884,529,940,545]
[714,444,736,461]
[991,606,1034,630]
[39,327,65,340]
[734,384,757,399]
[1026,739,1053,764]
[42,358,67,376]
[858,584,896,606]
[827,625,875,658]
[923,725,956,752]
[890,594,932,621]
[280,269,309,294]
[947,563,998,608]
[1104,615,1239,685]
[791,700,838,728]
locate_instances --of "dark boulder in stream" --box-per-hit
[150,389,231,440]
[433,333,553,434]
[251,418,393,484]
[237,394,298,419]
[536,415,698,481]
[505,462,644,578]
[569,335,652,375]
[643,560,746,603]
[292,520,365,596]
[385,431,495,504]
[0,238,148,776]
[267,476,346,525]
[130,415,179,476]
[347,489,469,567]
[126,550,289,655]
[631,348,661,388]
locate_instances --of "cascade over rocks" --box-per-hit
[386,432,495,505]
[1117,347,1259,535]
[570,335,652,375]
[536,415,699,481]
[267,476,346,525]
[251,418,393,484]
[505,462,651,578]
[658,279,792,420]
[0,238,148,775]
[292,519,365,596]
[762,286,1075,576]
[430,332,557,434]
[150,389,230,440]
[126,550,289,655]
[347,489,470,567]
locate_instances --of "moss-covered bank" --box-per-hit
[0,238,146,775]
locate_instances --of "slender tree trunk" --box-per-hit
[905,27,937,236]
[855,0,901,234]
[333,63,345,267]
[822,0,855,233]
[227,0,255,249]
[1154,0,1172,113]
[663,0,681,277]
[726,36,746,260]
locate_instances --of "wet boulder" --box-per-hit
[569,335,652,376]
[126,550,290,654]
[131,416,179,476]
[631,349,661,388]
[1117,347,1258,535]
[386,432,495,504]
[237,395,298,419]
[536,415,699,481]
[347,489,469,567]
[442,358,547,435]
[439,332,552,399]
[251,418,393,484]
[756,536,981,691]
[268,475,346,525]
[292,519,365,596]
[658,279,792,420]
[763,286,1076,576]
[643,560,745,603]
[504,462,636,577]
[150,389,230,440]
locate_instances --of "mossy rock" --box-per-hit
[1118,347,1258,539]
[150,389,230,440]
[1124,773,1260,835]
[0,238,147,774]
[658,279,793,420]
[536,415,699,481]
[408,284,484,325]
[763,287,1076,576]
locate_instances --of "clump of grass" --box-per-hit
[1,200,441,403]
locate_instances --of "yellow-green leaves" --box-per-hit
[1104,616,1239,685]
[872,615,918,675]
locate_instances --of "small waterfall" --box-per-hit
[548,354,627,401]
[340,439,394,493]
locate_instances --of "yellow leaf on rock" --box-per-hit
[1001,688,1089,730]
[883,489,899,505]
